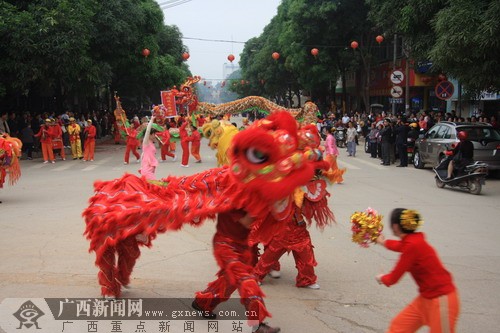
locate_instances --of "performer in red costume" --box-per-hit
[50,119,66,161]
[83,120,97,161]
[189,123,201,163]
[376,208,460,333]
[34,119,55,163]
[254,124,335,289]
[124,128,140,165]
[0,134,22,193]
[193,210,280,333]
[157,129,176,162]
[178,117,191,167]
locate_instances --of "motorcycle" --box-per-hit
[334,126,346,148]
[433,152,488,195]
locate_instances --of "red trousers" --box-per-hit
[124,144,140,163]
[195,234,270,325]
[160,143,174,160]
[41,142,55,162]
[254,222,317,287]
[388,290,460,333]
[180,141,190,166]
[191,142,201,161]
[84,140,95,160]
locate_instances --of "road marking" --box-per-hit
[82,165,98,171]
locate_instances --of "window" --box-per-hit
[435,126,450,139]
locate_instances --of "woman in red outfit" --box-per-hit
[376,208,460,333]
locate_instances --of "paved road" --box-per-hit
[1,133,499,333]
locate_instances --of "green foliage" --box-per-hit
[367,0,499,93]
[0,0,190,112]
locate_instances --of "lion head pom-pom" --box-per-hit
[350,207,383,248]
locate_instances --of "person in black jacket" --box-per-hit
[446,131,474,179]
[379,119,392,166]
[394,119,410,167]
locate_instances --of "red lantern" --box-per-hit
[272,52,280,60]
[227,54,235,63]
[182,52,190,61]
[311,48,319,57]
[350,41,359,49]
[142,48,150,57]
[376,35,384,44]
[240,80,245,85]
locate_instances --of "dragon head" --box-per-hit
[228,112,326,212]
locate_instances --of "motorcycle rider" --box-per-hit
[446,131,474,180]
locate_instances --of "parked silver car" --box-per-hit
[413,122,500,172]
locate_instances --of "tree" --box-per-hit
[367,0,500,93]
[0,0,190,113]
[430,0,500,93]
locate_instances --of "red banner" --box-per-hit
[160,91,177,117]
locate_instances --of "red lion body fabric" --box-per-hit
[83,111,329,298]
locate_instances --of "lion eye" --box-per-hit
[246,147,268,164]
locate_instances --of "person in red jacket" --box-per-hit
[189,123,201,163]
[83,120,97,161]
[34,119,55,163]
[375,208,460,333]
[192,209,280,333]
[124,128,140,165]
[178,117,191,167]
[157,129,176,162]
[50,119,66,161]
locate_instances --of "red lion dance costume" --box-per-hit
[0,134,22,202]
[83,112,330,326]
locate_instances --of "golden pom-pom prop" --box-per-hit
[350,207,383,248]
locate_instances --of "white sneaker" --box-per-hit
[268,270,281,279]
[160,159,166,163]
[305,283,320,290]
[124,162,128,165]
[51,160,56,164]
[90,159,94,161]
[181,164,189,168]
[136,159,140,163]
[172,155,177,162]
[43,161,48,164]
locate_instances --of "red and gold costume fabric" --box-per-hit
[0,134,22,188]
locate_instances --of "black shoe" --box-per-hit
[396,165,405,167]
[191,300,217,319]
[444,176,453,181]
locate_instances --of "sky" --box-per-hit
[158,0,282,82]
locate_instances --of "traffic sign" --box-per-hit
[435,80,454,100]
[391,85,403,98]
[390,70,404,84]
